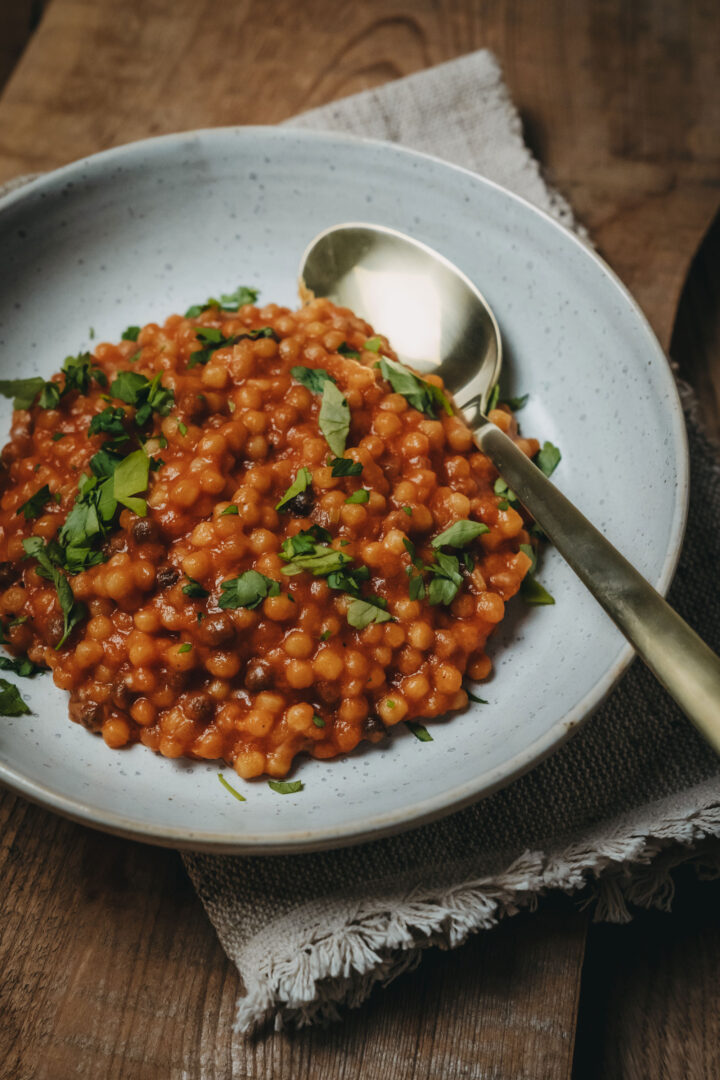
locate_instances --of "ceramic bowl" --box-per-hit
[0,128,688,851]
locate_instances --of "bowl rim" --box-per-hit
[0,124,690,853]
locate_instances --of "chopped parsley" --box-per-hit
[431,520,489,549]
[22,537,87,647]
[319,630,332,641]
[268,779,303,795]
[276,467,313,511]
[535,441,562,478]
[185,285,259,318]
[88,406,127,438]
[318,379,350,457]
[345,489,369,504]
[503,393,529,411]
[402,506,413,516]
[520,576,556,605]
[122,326,141,342]
[218,773,247,802]
[312,714,326,728]
[219,504,239,516]
[0,655,44,677]
[110,371,174,426]
[364,336,383,352]
[465,687,489,704]
[188,325,276,368]
[337,342,360,359]
[346,596,393,628]
[52,432,67,442]
[182,576,209,599]
[407,721,433,742]
[218,570,281,610]
[177,643,192,654]
[375,355,453,419]
[16,485,51,521]
[330,456,363,477]
[0,679,30,716]
[0,377,46,410]
[290,366,336,394]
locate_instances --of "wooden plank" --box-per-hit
[0,1,718,1077]
[0,786,585,1080]
[572,868,720,1080]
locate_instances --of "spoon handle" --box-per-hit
[474,421,720,751]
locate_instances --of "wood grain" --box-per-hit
[0,789,585,1080]
[0,1,718,1077]
[573,867,720,1080]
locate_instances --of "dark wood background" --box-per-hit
[0,2,719,1077]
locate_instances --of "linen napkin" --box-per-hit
[179,50,720,1032]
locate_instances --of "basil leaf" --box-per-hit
[345,489,369,505]
[122,326,141,342]
[0,655,44,677]
[406,721,433,742]
[291,365,336,395]
[330,457,363,477]
[113,449,149,516]
[0,678,30,716]
[319,380,350,457]
[376,356,453,419]
[535,441,561,478]
[268,780,304,795]
[431,520,489,548]
[182,576,209,599]
[521,576,555,605]
[16,485,51,521]
[218,773,247,802]
[346,597,394,628]
[276,467,312,511]
[0,377,45,410]
[218,570,281,610]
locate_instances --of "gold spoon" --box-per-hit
[300,222,720,751]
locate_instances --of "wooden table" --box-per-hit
[1,3,719,1077]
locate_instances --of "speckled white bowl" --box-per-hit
[0,128,687,853]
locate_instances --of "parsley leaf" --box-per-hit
[268,779,304,795]
[291,365,336,395]
[326,564,370,596]
[177,643,192,654]
[276,467,313,511]
[376,356,453,419]
[16,485,51,521]
[319,379,350,457]
[122,326,141,342]
[312,714,325,728]
[110,371,174,426]
[218,570,281,610]
[535,441,561,478]
[280,525,332,559]
[330,457,363,477]
[502,393,529,411]
[88,406,127,438]
[113,449,149,516]
[218,773,247,802]
[182,576,209,599]
[406,721,433,742]
[521,576,555,605]
[431,520,489,549]
[185,285,259,318]
[364,337,383,352]
[346,597,393,628]
[0,679,30,715]
[345,489,369,504]
[337,342,360,359]
[281,546,353,578]
[219,504,239,516]
[23,537,87,647]
[0,377,45,411]
[0,655,44,677]
[62,352,106,394]
[465,687,488,704]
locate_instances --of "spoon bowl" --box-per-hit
[301,223,501,414]
[300,221,720,754]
